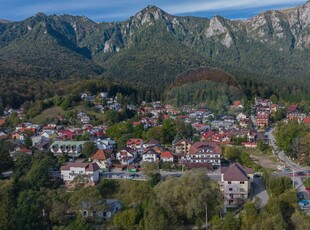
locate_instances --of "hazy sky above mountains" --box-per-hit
[0,0,307,22]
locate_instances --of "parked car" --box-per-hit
[282,167,291,173]
[297,192,304,200]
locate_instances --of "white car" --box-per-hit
[277,165,285,170]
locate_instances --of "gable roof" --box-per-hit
[92,149,110,160]
[86,162,100,172]
[60,162,100,172]
[304,117,310,124]
[286,105,299,114]
[221,163,253,181]
[126,138,143,145]
[189,142,222,155]
[161,151,174,158]
[0,118,5,126]
[146,139,160,145]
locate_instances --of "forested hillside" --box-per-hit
[0,3,310,109]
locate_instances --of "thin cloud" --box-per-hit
[0,0,307,22]
[163,0,306,15]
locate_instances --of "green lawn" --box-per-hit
[30,104,105,125]
[30,106,65,124]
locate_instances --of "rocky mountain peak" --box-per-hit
[132,5,170,26]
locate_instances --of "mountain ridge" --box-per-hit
[0,2,309,106]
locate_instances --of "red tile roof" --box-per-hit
[91,149,109,160]
[304,117,310,124]
[161,151,174,158]
[286,105,298,114]
[0,118,5,126]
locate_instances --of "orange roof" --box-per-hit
[92,149,109,160]
[161,151,174,158]
[0,118,5,126]
[304,117,310,124]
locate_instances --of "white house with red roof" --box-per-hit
[116,147,137,165]
[91,149,112,169]
[60,162,100,186]
[220,163,253,206]
[126,138,144,150]
[160,151,174,162]
[187,142,222,167]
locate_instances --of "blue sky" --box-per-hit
[0,0,307,22]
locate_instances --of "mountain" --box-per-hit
[0,3,310,104]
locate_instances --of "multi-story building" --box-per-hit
[174,139,192,156]
[220,163,253,207]
[187,142,222,167]
[60,162,100,186]
[256,112,269,128]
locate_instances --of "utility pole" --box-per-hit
[292,169,295,188]
[205,205,208,230]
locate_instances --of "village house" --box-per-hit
[80,199,121,221]
[0,131,7,139]
[91,149,113,170]
[160,151,174,162]
[256,111,269,128]
[231,101,243,110]
[116,147,137,165]
[187,142,222,168]
[126,138,144,150]
[95,138,116,150]
[50,141,86,157]
[60,162,100,186]
[220,163,253,207]
[142,148,160,163]
[173,139,192,156]
[143,139,160,149]
[10,146,33,157]
[0,118,5,127]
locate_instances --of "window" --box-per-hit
[240,181,245,184]
[229,188,232,191]
[228,181,231,184]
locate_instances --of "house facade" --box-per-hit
[256,112,269,128]
[60,162,100,186]
[220,163,253,207]
[50,141,86,157]
[116,147,137,165]
[187,142,222,167]
[142,148,159,163]
[91,149,112,169]
[126,138,144,150]
[174,139,192,156]
[160,151,174,162]
[81,199,121,221]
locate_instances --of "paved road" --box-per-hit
[101,169,222,182]
[294,176,310,199]
[252,177,269,208]
[266,128,306,171]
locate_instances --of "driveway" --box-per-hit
[252,177,269,208]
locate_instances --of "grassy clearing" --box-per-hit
[30,104,106,125]
[30,107,65,124]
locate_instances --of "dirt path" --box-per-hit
[250,155,279,170]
